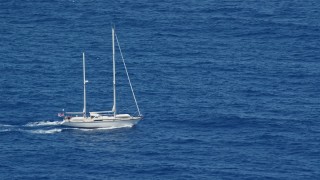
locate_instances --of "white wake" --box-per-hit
[24,121,63,127]
[27,128,63,134]
[0,121,134,134]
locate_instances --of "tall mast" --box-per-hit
[112,27,116,117]
[83,52,87,118]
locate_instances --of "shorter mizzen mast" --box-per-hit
[112,27,117,117]
[83,52,88,118]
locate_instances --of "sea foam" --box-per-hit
[24,121,63,127]
[28,128,63,134]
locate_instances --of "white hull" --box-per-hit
[61,116,142,128]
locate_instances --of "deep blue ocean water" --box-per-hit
[0,0,320,179]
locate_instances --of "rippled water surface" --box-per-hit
[0,1,320,179]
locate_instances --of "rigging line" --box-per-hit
[115,32,142,116]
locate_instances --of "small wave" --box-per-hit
[28,128,62,134]
[0,124,15,132]
[0,129,12,132]
[0,124,13,127]
[25,121,63,127]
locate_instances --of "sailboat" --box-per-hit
[61,27,143,128]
